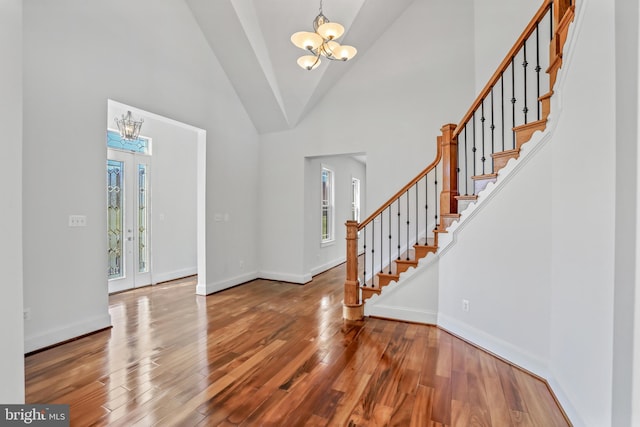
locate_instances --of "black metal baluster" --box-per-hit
[388,208,392,273]
[415,184,418,252]
[363,228,366,286]
[464,125,469,195]
[472,113,477,184]
[523,42,529,124]
[535,23,541,120]
[397,200,401,260]
[371,221,375,286]
[425,173,429,242]
[511,56,516,149]
[490,86,495,165]
[406,190,410,259]
[501,74,505,151]
[481,100,486,174]
[434,166,438,230]
[380,213,383,274]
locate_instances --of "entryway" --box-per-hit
[106,99,206,295]
[107,146,152,293]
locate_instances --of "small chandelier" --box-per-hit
[290,0,357,70]
[115,111,144,141]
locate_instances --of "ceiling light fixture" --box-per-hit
[290,0,357,70]
[115,111,144,141]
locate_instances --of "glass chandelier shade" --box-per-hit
[290,2,357,70]
[115,111,144,141]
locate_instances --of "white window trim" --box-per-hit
[321,165,335,246]
[351,176,361,223]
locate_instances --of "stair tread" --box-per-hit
[472,173,498,180]
[377,272,399,278]
[513,118,546,131]
[491,148,519,158]
[455,195,478,201]
[395,259,418,265]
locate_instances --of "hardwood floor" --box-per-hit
[25,265,570,426]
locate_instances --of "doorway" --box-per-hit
[107,146,152,293]
[107,99,207,296]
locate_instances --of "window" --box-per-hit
[107,129,151,154]
[321,166,334,243]
[351,177,360,222]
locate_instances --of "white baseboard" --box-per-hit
[258,270,312,285]
[195,269,316,295]
[439,313,581,426]
[153,267,197,284]
[196,271,259,295]
[310,257,345,277]
[24,313,112,353]
[438,313,549,379]
[367,305,437,325]
[196,282,207,295]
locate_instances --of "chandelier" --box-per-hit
[290,0,357,70]
[115,111,144,141]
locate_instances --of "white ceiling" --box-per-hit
[185,0,417,134]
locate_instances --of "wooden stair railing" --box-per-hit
[343,124,457,320]
[343,0,575,320]
[454,0,574,205]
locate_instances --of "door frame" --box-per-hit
[107,148,152,294]
[107,99,207,294]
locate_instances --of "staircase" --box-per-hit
[343,0,575,321]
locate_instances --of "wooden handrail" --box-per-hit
[452,0,553,138]
[358,134,443,231]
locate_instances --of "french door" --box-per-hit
[107,149,152,293]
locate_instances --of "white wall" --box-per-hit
[548,1,616,425]
[22,0,259,352]
[108,102,199,285]
[634,5,640,418]
[438,141,553,376]
[473,0,541,93]
[147,118,198,284]
[304,155,366,277]
[259,0,475,282]
[0,0,25,403]
[612,0,639,425]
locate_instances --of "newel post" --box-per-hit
[343,220,363,320]
[438,123,459,230]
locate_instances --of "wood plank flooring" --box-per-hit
[25,264,570,426]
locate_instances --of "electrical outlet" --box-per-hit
[239,260,245,270]
[23,308,31,321]
[462,299,470,312]
[68,215,87,227]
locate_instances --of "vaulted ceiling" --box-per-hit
[185,0,417,134]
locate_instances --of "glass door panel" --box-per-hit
[107,160,124,280]
[107,149,151,293]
